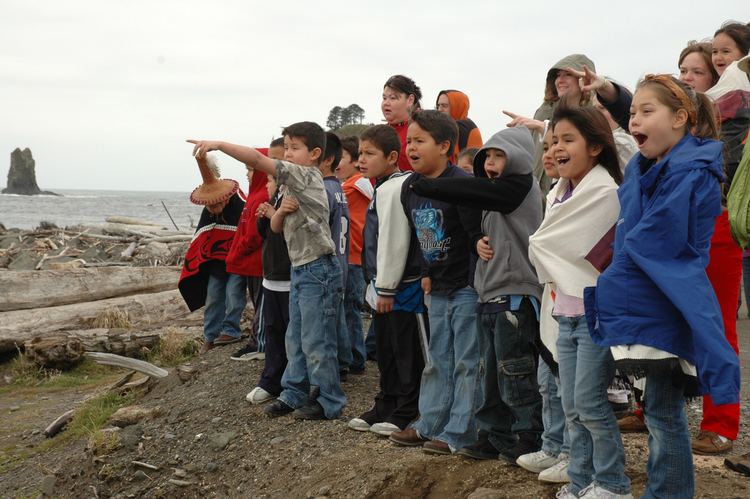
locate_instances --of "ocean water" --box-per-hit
[0,189,204,230]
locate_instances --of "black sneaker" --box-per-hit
[264,400,294,418]
[349,366,365,375]
[292,401,326,420]
[230,343,258,361]
[498,437,541,465]
[339,370,349,382]
[456,433,500,460]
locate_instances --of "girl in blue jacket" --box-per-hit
[586,75,741,499]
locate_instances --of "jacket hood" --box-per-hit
[437,90,470,120]
[545,54,596,100]
[639,134,725,193]
[472,127,535,178]
[247,169,268,196]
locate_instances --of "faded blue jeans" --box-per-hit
[412,287,481,450]
[345,264,367,371]
[278,255,347,418]
[641,372,694,498]
[556,315,630,496]
[204,273,247,342]
[538,358,570,457]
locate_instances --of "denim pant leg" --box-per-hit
[539,359,569,457]
[279,270,309,410]
[299,257,347,418]
[336,295,352,372]
[413,293,455,440]
[221,273,247,338]
[475,312,516,451]
[642,373,693,499]
[557,316,629,496]
[436,287,482,449]
[204,273,227,342]
[346,264,366,370]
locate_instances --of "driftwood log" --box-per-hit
[24,335,86,369]
[0,289,201,353]
[86,352,168,378]
[0,266,181,312]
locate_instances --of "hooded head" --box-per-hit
[436,90,471,120]
[472,127,535,178]
[544,54,596,103]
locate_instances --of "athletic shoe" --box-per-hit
[555,485,577,499]
[245,386,274,404]
[264,400,294,418]
[538,456,570,483]
[348,418,371,432]
[578,483,633,498]
[370,422,400,437]
[230,343,264,361]
[517,450,562,473]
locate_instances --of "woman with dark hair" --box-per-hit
[382,75,422,171]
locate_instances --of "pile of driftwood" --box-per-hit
[0,263,203,366]
[0,216,195,271]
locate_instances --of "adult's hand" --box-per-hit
[502,111,545,133]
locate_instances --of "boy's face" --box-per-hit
[358,140,397,179]
[206,199,228,215]
[266,176,277,198]
[283,136,320,166]
[457,155,474,175]
[335,150,358,181]
[245,165,254,184]
[268,145,284,160]
[483,149,507,179]
[406,122,450,177]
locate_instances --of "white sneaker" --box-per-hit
[555,485,577,499]
[245,386,274,404]
[517,449,561,473]
[578,483,633,499]
[370,422,400,437]
[539,455,570,483]
[347,418,371,432]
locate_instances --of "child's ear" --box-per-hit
[310,147,322,162]
[439,140,452,156]
[673,108,689,130]
[387,151,399,165]
[588,143,603,157]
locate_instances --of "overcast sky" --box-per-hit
[1,1,746,192]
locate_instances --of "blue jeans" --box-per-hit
[345,264,366,370]
[336,297,352,372]
[475,298,543,451]
[641,373,693,498]
[204,273,247,342]
[538,358,570,457]
[412,287,481,450]
[279,255,347,418]
[556,315,629,496]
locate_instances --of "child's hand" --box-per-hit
[501,111,545,134]
[421,277,431,295]
[256,202,276,219]
[278,197,299,215]
[187,139,221,158]
[477,236,494,261]
[376,295,394,314]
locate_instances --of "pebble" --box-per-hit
[270,436,287,446]
[41,475,56,496]
[132,470,149,481]
[173,468,187,478]
[209,431,237,451]
[211,417,222,423]
[164,433,176,440]
[206,462,218,472]
[9,405,20,412]
[318,485,331,496]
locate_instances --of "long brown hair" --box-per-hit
[678,41,719,87]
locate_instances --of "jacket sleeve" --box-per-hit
[621,169,739,404]
[375,176,412,295]
[598,82,633,132]
[411,175,532,214]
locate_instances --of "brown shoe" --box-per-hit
[389,428,428,447]
[724,451,750,476]
[617,413,648,433]
[213,334,241,346]
[199,341,214,354]
[692,431,733,455]
[423,439,451,455]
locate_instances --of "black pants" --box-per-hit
[246,276,263,349]
[361,310,427,429]
[257,288,289,396]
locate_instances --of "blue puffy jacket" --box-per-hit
[585,134,740,405]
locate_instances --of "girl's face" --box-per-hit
[266,176,277,198]
[381,86,414,124]
[245,166,254,184]
[712,33,744,76]
[679,52,715,92]
[551,119,600,187]
[555,70,582,100]
[542,131,559,179]
[629,87,687,163]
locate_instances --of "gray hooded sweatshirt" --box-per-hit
[410,127,543,303]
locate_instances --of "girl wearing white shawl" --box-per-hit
[528,106,630,499]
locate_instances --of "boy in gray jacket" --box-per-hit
[411,126,544,461]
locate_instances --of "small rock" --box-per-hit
[9,405,21,412]
[270,436,286,446]
[164,433,176,440]
[318,485,331,496]
[173,468,187,478]
[41,475,56,496]
[109,406,160,428]
[209,431,237,451]
[467,487,504,499]
[206,462,218,472]
[31,429,40,435]
[211,417,222,424]
[132,470,149,481]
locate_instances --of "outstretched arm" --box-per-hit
[411,175,532,213]
[187,140,279,178]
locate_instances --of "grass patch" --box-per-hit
[0,356,119,392]
[91,306,132,329]
[147,327,200,367]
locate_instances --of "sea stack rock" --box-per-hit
[2,148,58,196]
